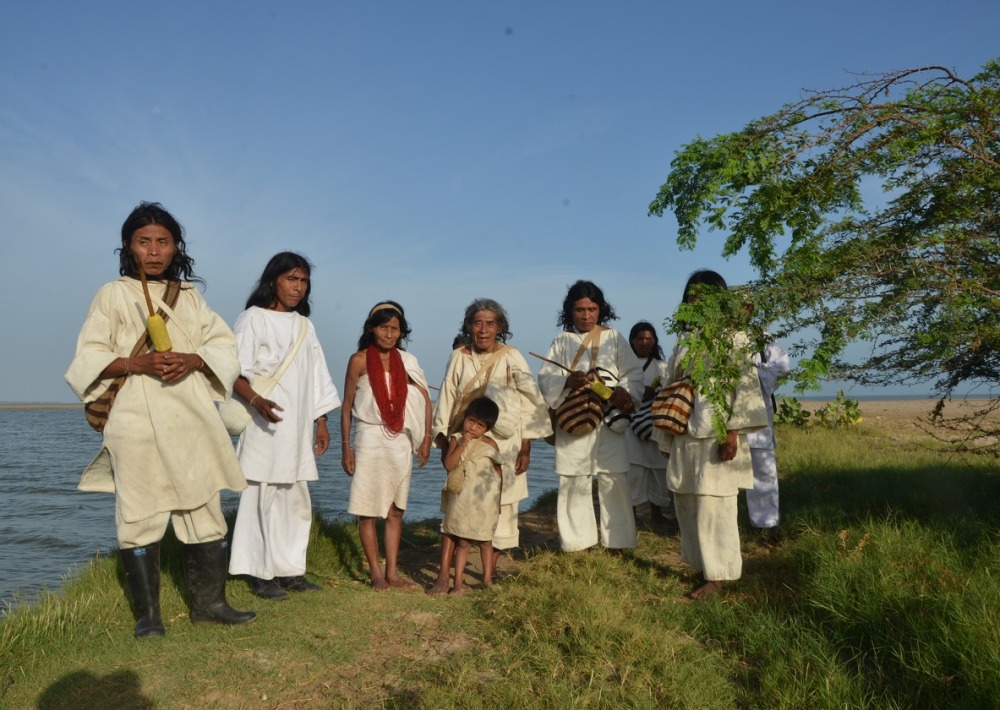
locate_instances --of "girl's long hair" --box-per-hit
[245,252,313,316]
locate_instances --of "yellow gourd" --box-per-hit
[138,264,172,352]
[589,377,613,400]
[146,313,173,352]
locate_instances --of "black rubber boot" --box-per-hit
[181,540,256,625]
[248,576,289,600]
[277,575,322,592]
[121,544,165,638]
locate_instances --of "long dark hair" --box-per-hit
[117,201,201,283]
[245,252,313,316]
[557,280,618,330]
[357,300,412,351]
[628,321,664,360]
[681,270,728,303]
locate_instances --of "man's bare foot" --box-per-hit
[689,580,724,600]
[370,576,391,592]
[426,579,451,596]
[387,576,420,590]
[449,585,468,596]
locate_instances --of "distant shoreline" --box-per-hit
[0,403,82,409]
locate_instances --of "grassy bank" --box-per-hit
[3,420,1000,707]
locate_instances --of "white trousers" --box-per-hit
[673,492,742,581]
[627,463,672,507]
[493,502,519,550]
[746,448,779,528]
[228,480,313,579]
[557,472,637,552]
[117,496,227,549]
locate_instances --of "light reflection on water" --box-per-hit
[0,408,557,609]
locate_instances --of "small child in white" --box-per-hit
[429,396,503,595]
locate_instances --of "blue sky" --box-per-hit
[1,1,996,403]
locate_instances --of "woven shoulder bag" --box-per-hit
[650,377,694,436]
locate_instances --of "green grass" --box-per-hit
[3,422,1000,707]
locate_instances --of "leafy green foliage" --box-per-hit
[816,390,864,427]
[650,60,1000,417]
[775,394,862,427]
[775,396,812,426]
[667,284,760,440]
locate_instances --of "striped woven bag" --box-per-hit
[650,377,694,436]
[555,386,605,435]
[629,399,655,440]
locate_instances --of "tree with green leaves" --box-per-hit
[650,59,1000,451]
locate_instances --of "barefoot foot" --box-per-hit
[387,576,420,590]
[426,580,451,596]
[689,580,724,600]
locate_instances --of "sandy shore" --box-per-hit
[802,397,998,431]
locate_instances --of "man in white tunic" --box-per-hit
[227,253,341,600]
[745,337,790,529]
[538,281,642,552]
[653,270,768,599]
[65,202,254,637]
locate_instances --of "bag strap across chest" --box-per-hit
[568,326,605,371]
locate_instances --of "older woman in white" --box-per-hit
[429,298,550,591]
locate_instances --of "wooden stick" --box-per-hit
[528,351,571,372]
[137,263,155,317]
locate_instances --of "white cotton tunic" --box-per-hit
[232,307,341,484]
[538,327,643,476]
[654,333,769,497]
[625,357,672,469]
[431,346,551,505]
[347,350,428,518]
[745,339,790,451]
[65,278,246,523]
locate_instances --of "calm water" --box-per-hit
[0,408,557,609]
